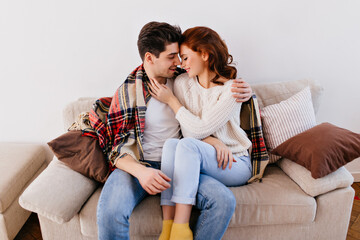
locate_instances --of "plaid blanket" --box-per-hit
[85,65,151,168]
[240,95,270,183]
[84,64,269,181]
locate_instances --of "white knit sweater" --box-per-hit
[174,73,252,156]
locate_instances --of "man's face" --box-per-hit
[152,42,181,79]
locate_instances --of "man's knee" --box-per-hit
[219,189,236,215]
[97,199,130,226]
[197,175,236,215]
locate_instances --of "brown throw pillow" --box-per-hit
[272,122,360,179]
[47,130,109,183]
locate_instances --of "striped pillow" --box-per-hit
[261,87,316,163]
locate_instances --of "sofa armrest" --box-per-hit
[19,157,98,224]
[276,158,354,197]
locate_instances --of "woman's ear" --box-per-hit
[144,52,154,64]
[201,51,209,62]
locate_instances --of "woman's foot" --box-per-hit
[159,219,174,240]
[169,223,193,240]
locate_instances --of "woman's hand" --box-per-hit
[202,136,236,170]
[148,78,175,104]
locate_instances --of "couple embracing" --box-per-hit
[93,21,259,240]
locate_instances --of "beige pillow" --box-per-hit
[277,158,354,197]
[261,87,317,163]
[19,158,98,224]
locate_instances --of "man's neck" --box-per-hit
[143,62,167,84]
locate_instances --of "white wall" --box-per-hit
[1,0,359,144]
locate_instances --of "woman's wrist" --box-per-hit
[168,97,182,114]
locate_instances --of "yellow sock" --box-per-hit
[159,220,174,240]
[169,223,193,240]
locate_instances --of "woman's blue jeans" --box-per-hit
[161,137,252,206]
[97,159,238,240]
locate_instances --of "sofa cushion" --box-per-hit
[252,78,323,114]
[229,165,316,226]
[19,157,98,224]
[277,158,354,197]
[79,187,102,237]
[0,143,47,213]
[77,165,316,238]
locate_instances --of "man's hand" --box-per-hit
[115,154,171,195]
[137,167,171,195]
[231,79,252,102]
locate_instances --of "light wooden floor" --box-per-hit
[14,182,360,240]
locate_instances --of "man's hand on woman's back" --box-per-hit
[231,79,253,102]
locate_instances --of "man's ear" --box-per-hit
[201,51,209,62]
[144,52,154,64]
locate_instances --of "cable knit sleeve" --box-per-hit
[175,81,241,139]
[173,73,189,106]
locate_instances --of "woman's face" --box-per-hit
[180,44,207,78]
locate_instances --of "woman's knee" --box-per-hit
[163,138,180,151]
[162,138,180,163]
[177,137,199,151]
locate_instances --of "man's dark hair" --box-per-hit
[137,21,182,61]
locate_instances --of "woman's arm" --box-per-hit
[175,84,239,139]
[149,79,240,139]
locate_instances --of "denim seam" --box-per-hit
[135,187,148,207]
[194,191,209,239]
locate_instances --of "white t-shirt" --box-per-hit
[142,79,181,162]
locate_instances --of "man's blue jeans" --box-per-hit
[97,160,236,240]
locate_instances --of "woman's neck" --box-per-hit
[196,69,217,89]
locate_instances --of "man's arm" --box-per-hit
[115,155,171,195]
[231,79,252,102]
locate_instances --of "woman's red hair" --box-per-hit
[180,27,237,84]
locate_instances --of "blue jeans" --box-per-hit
[161,138,252,206]
[97,160,237,240]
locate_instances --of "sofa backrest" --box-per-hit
[62,79,323,131]
[63,97,97,131]
[252,79,323,113]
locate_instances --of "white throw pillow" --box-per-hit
[19,157,98,224]
[261,87,316,163]
[277,158,354,197]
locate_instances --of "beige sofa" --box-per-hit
[0,143,52,240]
[19,79,355,240]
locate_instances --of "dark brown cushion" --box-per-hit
[272,122,360,178]
[47,130,109,183]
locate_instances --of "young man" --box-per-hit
[95,22,253,240]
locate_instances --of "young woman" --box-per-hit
[149,26,252,240]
